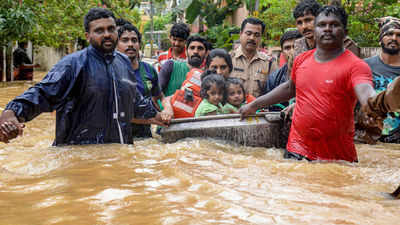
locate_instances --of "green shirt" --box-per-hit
[165,60,190,97]
[195,99,223,117]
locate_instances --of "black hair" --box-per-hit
[118,23,142,44]
[280,30,302,47]
[224,77,246,104]
[206,48,233,73]
[293,0,321,19]
[186,35,210,51]
[316,5,348,29]
[18,42,27,49]
[170,23,190,40]
[200,74,225,100]
[84,8,116,32]
[116,18,132,27]
[241,17,265,34]
[200,70,216,81]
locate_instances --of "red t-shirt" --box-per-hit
[288,49,372,162]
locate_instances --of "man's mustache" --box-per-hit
[303,29,313,34]
[190,54,201,59]
[247,40,256,45]
[388,40,399,46]
[102,38,114,44]
[125,48,136,52]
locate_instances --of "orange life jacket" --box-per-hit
[180,68,203,97]
[170,89,202,118]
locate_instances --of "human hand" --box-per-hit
[149,112,170,127]
[0,110,24,143]
[281,103,295,121]
[238,103,257,120]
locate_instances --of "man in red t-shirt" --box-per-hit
[239,6,381,162]
[157,23,190,72]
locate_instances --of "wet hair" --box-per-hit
[241,17,265,34]
[316,5,348,29]
[84,8,116,32]
[118,23,142,44]
[224,77,246,104]
[280,30,302,48]
[170,23,190,40]
[186,35,210,51]
[206,48,233,73]
[200,70,216,81]
[116,18,132,27]
[200,74,225,100]
[293,0,321,19]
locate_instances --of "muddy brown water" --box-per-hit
[0,78,399,225]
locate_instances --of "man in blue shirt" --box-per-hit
[0,8,168,145]
[117,23,167,138]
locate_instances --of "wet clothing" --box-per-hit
[365,55,400,141]
[157,47,186,72]
[195,99,223,117]
[13,47,33,80]
[288,49,372,162]
[159,60,190,97]
[132,61,162,138]
[230,46,277,97]
[263,64,290,111]
[5,45,157,146]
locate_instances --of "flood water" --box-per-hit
[0,80,399,225]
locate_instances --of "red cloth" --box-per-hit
[279,53,287,67]
[288,49,372,162]
[157,47,187,72]
[246,94,256,103]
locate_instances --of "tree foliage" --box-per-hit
[0,0,35,46]
[0,0,141,48]
[257,0,400,47]
[182,0,242,27]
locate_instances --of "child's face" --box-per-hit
[206,84,223,106]
[227,84,245,107]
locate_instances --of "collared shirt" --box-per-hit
[157,47,187,72]
[230,46,277,97]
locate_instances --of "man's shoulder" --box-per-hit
[364,55,379,64]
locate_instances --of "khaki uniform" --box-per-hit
[230,46,277,97]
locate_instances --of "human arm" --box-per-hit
[158,60,174,94]
[239,79,296,119]
[0,110,23,143]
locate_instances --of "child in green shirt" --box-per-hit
[195,73,225,117]
[222,77,255,113]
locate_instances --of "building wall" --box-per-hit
[35,46,66,72]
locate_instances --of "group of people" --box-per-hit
[1,0,400,164]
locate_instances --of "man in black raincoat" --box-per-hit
[0,8,167,145]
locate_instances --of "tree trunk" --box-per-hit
[5,42,13,82]
[0,46,4,82]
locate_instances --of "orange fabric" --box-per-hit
[245,94,256,103]
[180,68,203,97]
[170,89,202,118]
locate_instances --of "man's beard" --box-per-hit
[188,54,202,68]
[381,41,400,55]
[91,38,116,54]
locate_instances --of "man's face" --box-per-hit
[281,39,296,60]
[85,17,117,54]
[240,23,262,54]
[169,36,186,54]
[381,28,400,55]
[314,14,346,50]
[117,31,140,61]
[296,12,315,40]
[187,41,207,68]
